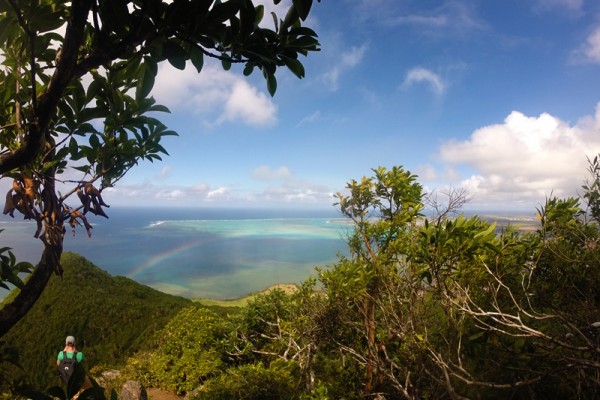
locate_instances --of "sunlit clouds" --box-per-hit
[426,104,600,209]
[534,0,583,13]
[217,81,277,126]
[403,67,446,96]
[106,103,600,211]
[94,1,600,213]
[155,166,173,181]
[373,0,486,35]
[152,63,277,127]
[320,44,367,91]
[251,166,293,181]
[579,26,600,64]
[105,182,234,205]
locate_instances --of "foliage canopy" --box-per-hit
[3,161,600,398]
[0,0,321,338]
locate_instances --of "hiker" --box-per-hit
[56,336,93,398]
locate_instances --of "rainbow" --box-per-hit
[127,239,203,278]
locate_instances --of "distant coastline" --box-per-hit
[0,208,541,302]
[193,283,299,307]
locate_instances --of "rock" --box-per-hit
[95,369,120,388]
[119,380,147,400]
[184,388,200,400]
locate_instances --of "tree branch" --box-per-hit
[0,0,92,175]
[0,245,58,337]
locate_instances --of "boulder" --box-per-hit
[184,388,200,400]
[119,380,147,400]
[95,369,120,388]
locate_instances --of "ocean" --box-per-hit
[0,207,351,299]
[0,207,539,300]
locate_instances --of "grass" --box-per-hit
[193,283,298,307]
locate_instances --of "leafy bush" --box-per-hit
[128,307,227,394]
[1,253,193,391]
[193,360,300,400]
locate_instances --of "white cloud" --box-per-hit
[390,14,448,27]
[155,189,186,200]
[341,45,367,67]
[103,181,235,206]
[534,0,583,12]
[403,67,446,96]
[416,164,438,181]
[206,187,230,200]
[431,104,600,210]
[155,166,173,181]
[259,182,335,204]
[102,160,339,208]
[251,165,293,181]
[370,1,486,35]
[296,111,321,127]
[578,27,600,64]
[321,45,367,91]
[217,81,277,126]
[152,63,277,127]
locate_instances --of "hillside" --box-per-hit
[1,252,197,390]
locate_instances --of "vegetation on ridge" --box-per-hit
[2,160,600,399]
[1,252,195,390]
[0,0,322,338]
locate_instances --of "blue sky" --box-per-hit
[104,0,600,212]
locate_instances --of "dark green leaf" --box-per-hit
[289,26,318,37]
[78,386,106,400]
[162,41,187,70]
[281,4,299,31]
[266,72,277,96]
[68,138,79,157]
[136,63,156,101]
[239,3,256,36]
[243,62,255,76]
[222,57,231,71]
[292,0,313,20]
[45,386,65,399]
[15,261,33,273]
[281,57,305,78]
[103,0,132,35]
[289,36,319,49]
[29,10,65,33]
[149,104,170,113]
[89,134,100,149]
[73,165,91,173]
[207,1,242,25]
[189,46,204,73]
[13,388,53,400]
[0,247,12,254]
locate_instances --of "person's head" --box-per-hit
[65,336,76,347]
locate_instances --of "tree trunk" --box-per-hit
[0,0,90,337]
[364,296,376,397]
[0,174,64,338]
[0,244,62,337]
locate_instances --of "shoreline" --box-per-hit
[192,283,299,307]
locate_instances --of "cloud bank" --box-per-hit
[104,104,600,212]
[152,63,277,127]
[105,165,335,208]
[426,104,600,210]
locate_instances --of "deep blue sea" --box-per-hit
[0,207,351,299]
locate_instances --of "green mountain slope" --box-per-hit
[1,252,194,390]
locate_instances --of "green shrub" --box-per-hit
[194,360,300,400]
[128,307,227,394]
